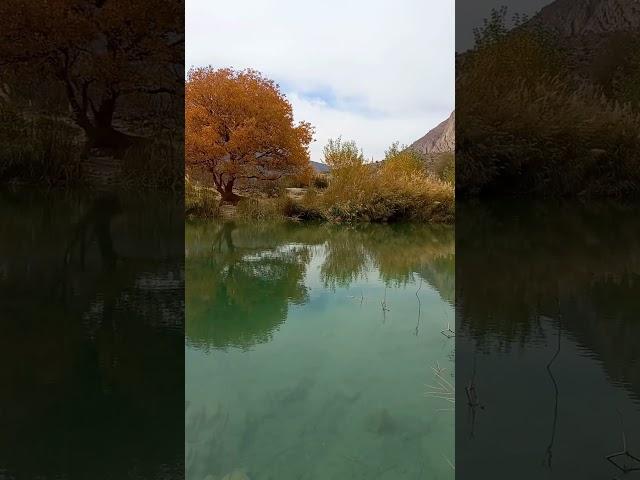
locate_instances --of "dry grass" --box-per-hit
[298,163,454,223]
[0,105,82,185]
[457,18,640,197]
[185,175,220,218]
[120,139,183,190]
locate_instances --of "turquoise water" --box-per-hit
[186,222,455,480]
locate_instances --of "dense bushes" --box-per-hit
[456,8,640,197]
[296,138,454,223]
[0,104,82,185]
[120,140,184,190]
[457,77,640,196]
[185,136,455,224]
[1,103,183,189]
[312,175,329,189]
[185,175,220,218]
[304,170,453,223]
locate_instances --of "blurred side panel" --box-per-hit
[0,1,185,479]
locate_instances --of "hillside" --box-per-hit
[310,161,330,173]
[532,0,640,36]
[409,111,455,155]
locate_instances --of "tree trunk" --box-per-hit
[61,72,137,155]
[216,178,243,204]
[86,125,136,151]
[86,96,138,153]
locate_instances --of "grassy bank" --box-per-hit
[0,104,183,190]
[0,104,82,185]
[186,161,454,224]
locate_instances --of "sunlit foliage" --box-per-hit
[185,67,314,203]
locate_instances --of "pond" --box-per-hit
[456,201,640,479]
[0,189,184,480]
[185,221,455,480]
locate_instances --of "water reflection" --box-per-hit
[186,222,311,350]
[186,221,455,480]
[456,201,640,479]
[0,190,184,480]
[186,222,454,350]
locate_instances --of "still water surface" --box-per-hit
[456,201,640,480]
[0,189,184,479]
[186,222,455,480]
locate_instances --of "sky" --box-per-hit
[186,0,454,163]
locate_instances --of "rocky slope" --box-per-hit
[533,0,640,36]
[310,161,330,173]
[529,0,640,80]
[409,111,455,155]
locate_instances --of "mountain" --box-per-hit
[409,111,455,155]
[528,0,640,78]
[533,0,640,37]
[311,161,330,173]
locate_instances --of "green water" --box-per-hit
[455,201,640,479]
[0,189,184,479]
[186,221,455,480]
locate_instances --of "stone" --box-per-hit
[364,408,398,435]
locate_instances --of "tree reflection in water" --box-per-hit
[186,221,454,350]
[0,190,184,480]
[185,220,455,480]
[456,200,640,480]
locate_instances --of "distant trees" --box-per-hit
[310,137,454,223]
[322,136,364,170]
[185,67,314,203]
[381,142,425,177]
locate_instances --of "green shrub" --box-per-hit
[236,197,287,221]
[299,141,454,223]
[121,139,183,190]
[0,105,81,185]
[312,175,329,189]
[185,176,220,218]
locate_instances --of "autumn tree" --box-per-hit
[185,67,314,203]
[0,0,183,153]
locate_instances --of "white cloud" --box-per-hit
[186,0,454,162]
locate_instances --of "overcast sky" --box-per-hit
[186,0,454,163]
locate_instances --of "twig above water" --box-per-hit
[441,322,455,339]
[543,316,561,469]
[606,409,640,474]
[415,279,422,336]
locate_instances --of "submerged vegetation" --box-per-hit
[185,67,454,223]
[457,6,640,197]
[186,220,455,479]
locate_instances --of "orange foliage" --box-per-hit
[185,67,314,202]
[0,0,182,150]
